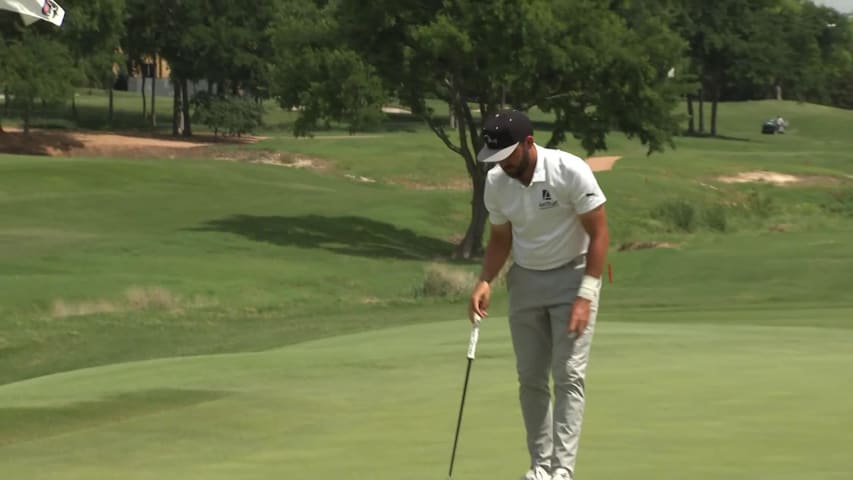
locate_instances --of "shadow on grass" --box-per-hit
[679,132,752,142]
[192,214,456,260]
[0,130,85,155]
[0,388,229,446]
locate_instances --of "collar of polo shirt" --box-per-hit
[515,144,546,188]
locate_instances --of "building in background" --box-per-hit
[122,55,213,98]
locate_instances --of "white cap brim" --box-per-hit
[477,142,518,163]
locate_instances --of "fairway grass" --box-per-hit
[1,316,851,479]
[1,98,851,478]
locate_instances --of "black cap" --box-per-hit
[477,110,534,163]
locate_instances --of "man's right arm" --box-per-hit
[479,222,512,283]
[469,222,512,320]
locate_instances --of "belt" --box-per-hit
[567,254,587,269]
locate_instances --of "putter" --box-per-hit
[447,313,481,480]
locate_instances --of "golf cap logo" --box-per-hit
[483,133,499,149]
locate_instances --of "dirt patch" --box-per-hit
[301,134,385,140]
[587,156,622,172]
[618,241,679,251]
[391,177,471,191]
[0,128,261,158]
[345,174,377,183]
[209,148,333,171]
[716,170,841,186]
[381,106,411,114]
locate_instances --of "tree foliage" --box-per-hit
[0,18,79,132]
[191,91,263,137]
[271,0,692,257]
[3,0,853,255]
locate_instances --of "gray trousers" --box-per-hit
[506,259,598,477]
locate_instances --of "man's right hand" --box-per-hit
[469,280,491,323]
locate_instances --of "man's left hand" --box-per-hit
[568,297,592,338]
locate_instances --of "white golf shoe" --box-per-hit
[551,467,572,480]
[520,465,550,480]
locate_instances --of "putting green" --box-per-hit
[1,315,851,479]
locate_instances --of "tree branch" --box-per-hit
[423,114,463,156]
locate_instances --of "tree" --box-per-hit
[268,0,385,136]
[676,0,761,136]
[60,0,126,124]
[126,0,277,136]
[123,0,163,126]
[0,34,6,132]
[1,28,78,132]
[270,0,690,258]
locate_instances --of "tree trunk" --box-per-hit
[151,74,157,127]
[141,74,148,119]
[698,88,705,134]
[453,169,488,259]
[71,93,78,121]
[172,78,182,136]
[711,83,719,137]
[3,88,8,117]
[108,87,114,126]
[181,79,192,136]
[776,84,782,101]
[686,94,695,135]
[23,98,31,134]
[710,98,718,136]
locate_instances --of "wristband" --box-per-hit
[577,275,601,303]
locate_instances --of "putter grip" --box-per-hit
[467,315,481,360]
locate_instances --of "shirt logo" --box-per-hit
[538,189,557,209]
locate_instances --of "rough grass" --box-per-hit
[0,99,851,387]
[50,286,215,319]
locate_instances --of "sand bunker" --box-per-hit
[717,171,802,185]
[587,156,621,172]
[716,171,841,186]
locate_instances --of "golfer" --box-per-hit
[468,110,609,480]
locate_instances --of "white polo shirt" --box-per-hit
[484,144,606,271]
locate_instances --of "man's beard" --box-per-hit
[505,148,530,179]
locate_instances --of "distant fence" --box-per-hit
[125,78,216,98]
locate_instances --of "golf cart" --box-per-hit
[761,119,778,134]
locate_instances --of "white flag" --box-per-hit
[0,0,65,27]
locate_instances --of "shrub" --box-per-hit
[414,263,476,299]
[744,189,777,218]
[191,92,264,137]
[822,189,853,217]
[703,204,729,232]
[651,199,697,232]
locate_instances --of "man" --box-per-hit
[775,115,787,134]
[468,110,609,480]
